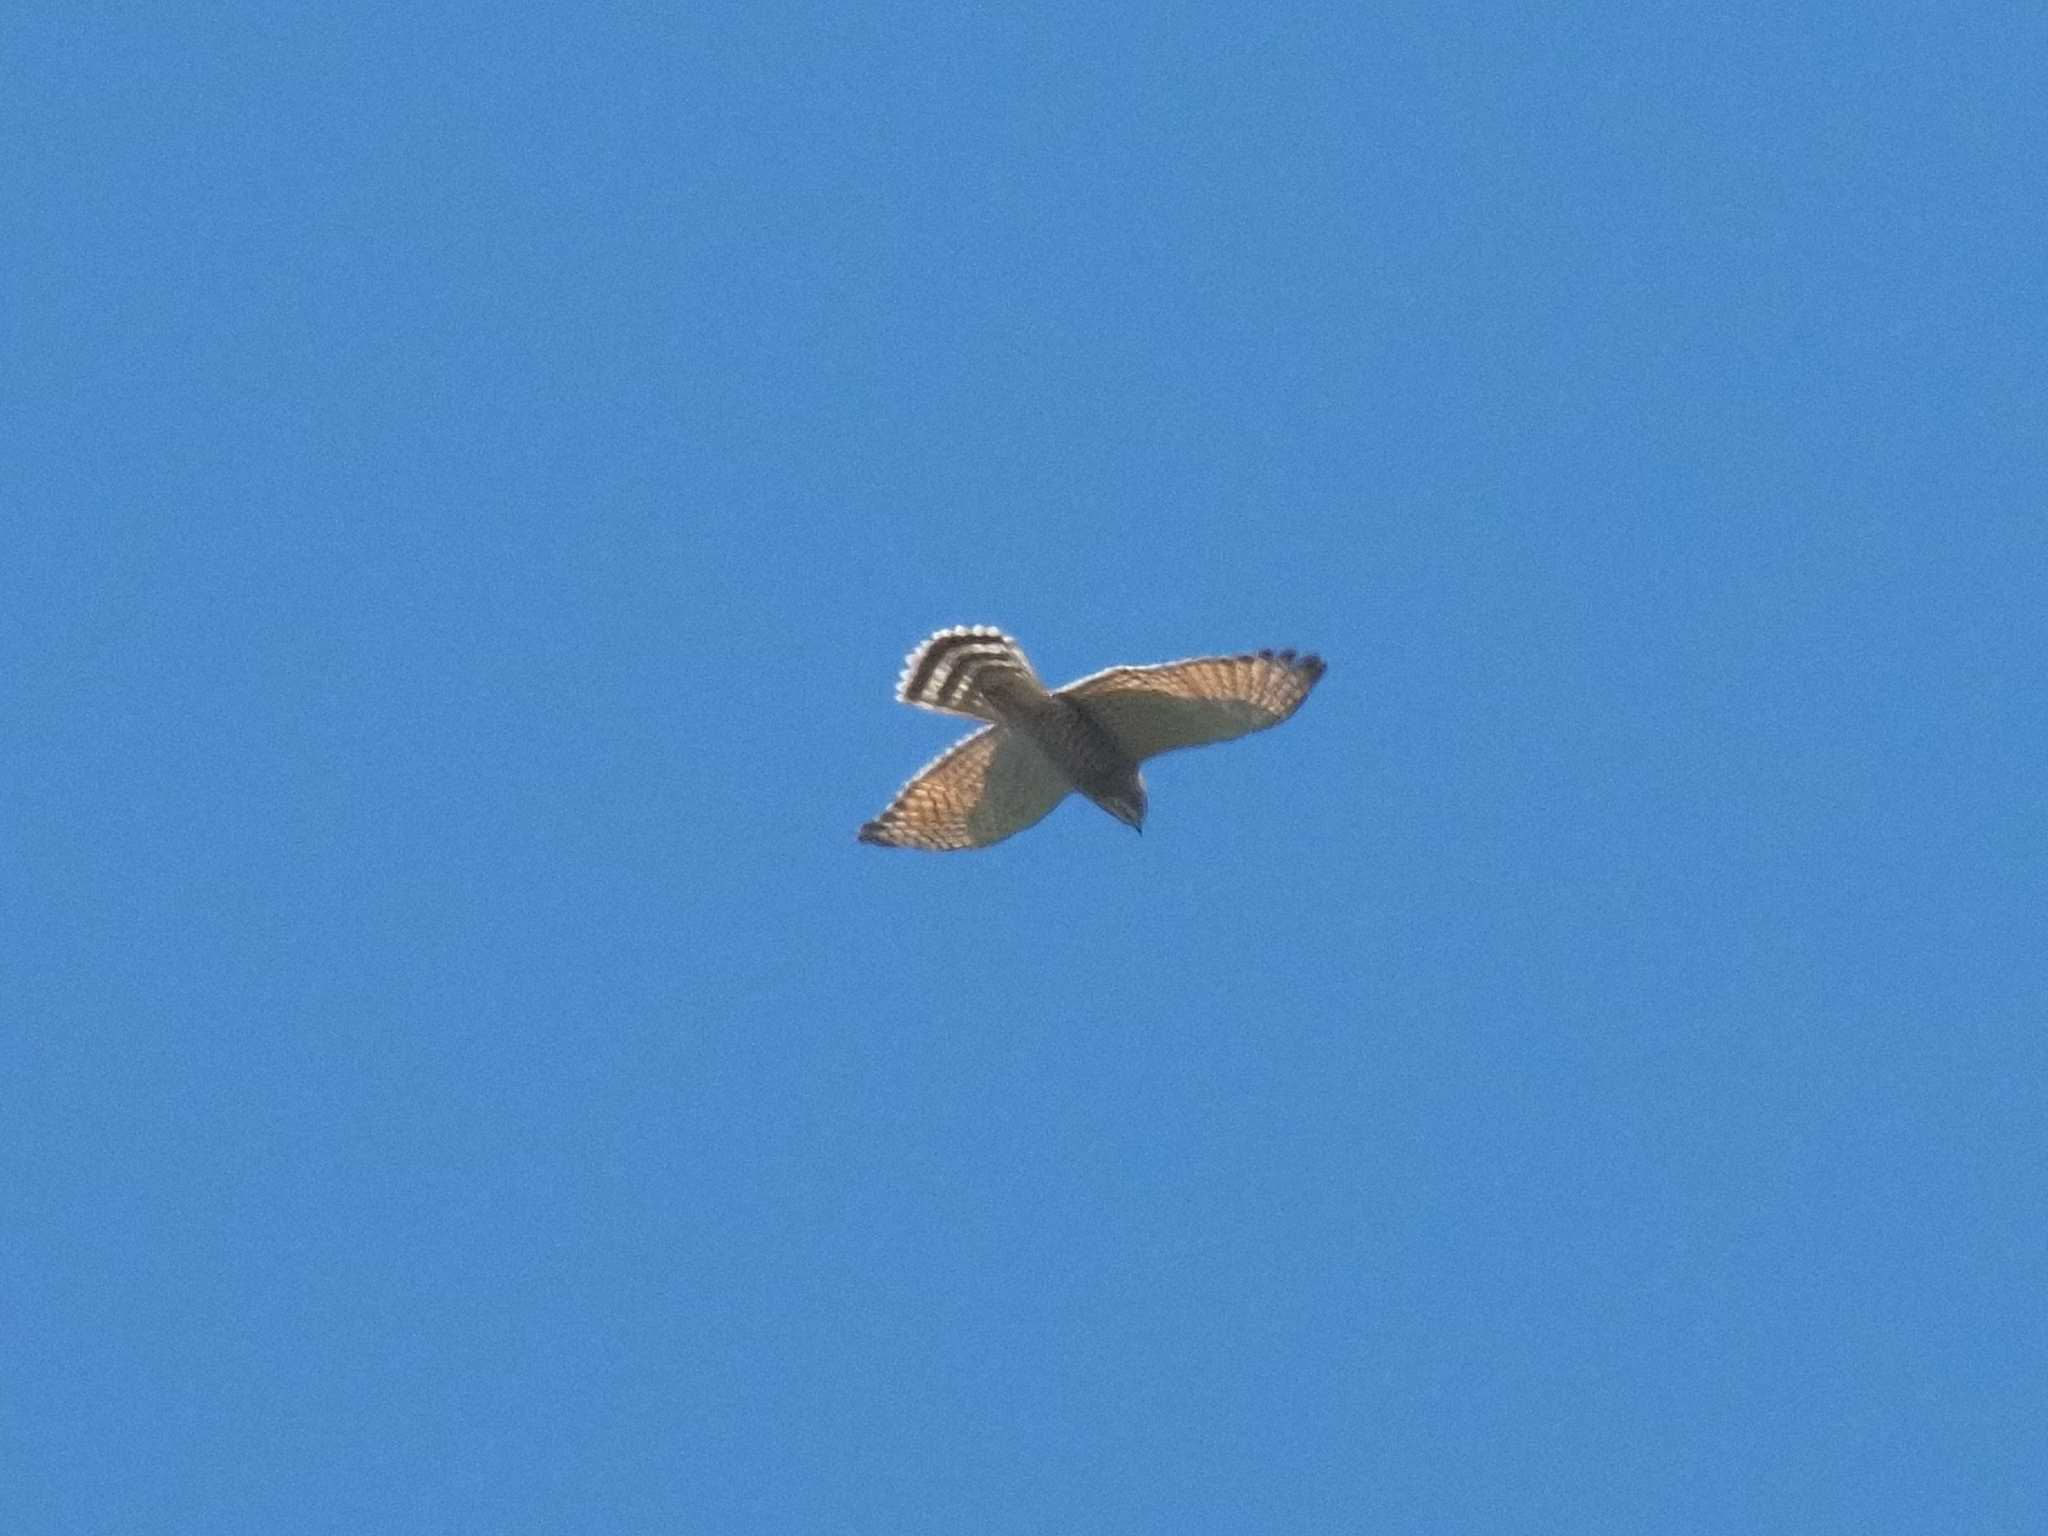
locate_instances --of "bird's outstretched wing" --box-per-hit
[1060,649,1325,762]
[858,725,1071,851]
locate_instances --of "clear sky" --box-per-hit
[6,2,2044,1531]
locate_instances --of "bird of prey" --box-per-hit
[859,626,1326,851]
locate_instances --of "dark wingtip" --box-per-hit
[1259,647,1326,682]
[857,822,891,846]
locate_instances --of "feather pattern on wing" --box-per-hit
[1060,649,1326,762]
[857,724,1072,851]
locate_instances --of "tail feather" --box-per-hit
[896,626,1045,721]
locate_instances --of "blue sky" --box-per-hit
[5,1,2044,1530]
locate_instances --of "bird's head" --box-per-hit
[1099,774,1148,833]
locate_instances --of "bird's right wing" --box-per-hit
[1060,649,1325,763]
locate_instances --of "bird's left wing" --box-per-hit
[858,725,1071,851]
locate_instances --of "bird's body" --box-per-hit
[1007,689,1148,829]
[859,627,1324,850]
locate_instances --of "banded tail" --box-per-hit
[895,626,1047,722]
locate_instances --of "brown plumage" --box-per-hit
[860,627,1326,851]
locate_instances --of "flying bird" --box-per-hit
[859,627,1326,851]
